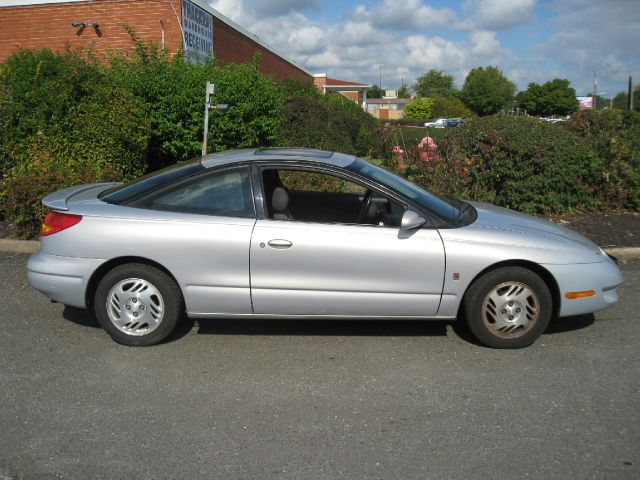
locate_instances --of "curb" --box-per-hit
[605,247,640,261]
[1,238,640,260]
[0,239,40,254]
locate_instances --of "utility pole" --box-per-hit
[629,76,634,111]
[378,64,383,90]
[593,71,598,109]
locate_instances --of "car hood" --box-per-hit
[467,201,600,252]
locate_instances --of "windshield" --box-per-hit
[346,159,474,225]
[100,159,204,204]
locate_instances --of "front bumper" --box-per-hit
[27,253,105,309]
[543,257,623,317]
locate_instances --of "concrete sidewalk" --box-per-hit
[2,238,639,260]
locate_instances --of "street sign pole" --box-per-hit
[202,81,215,156]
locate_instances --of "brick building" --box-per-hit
[313,73,370,109]
[0,0,311,82]
[366,98,413,120]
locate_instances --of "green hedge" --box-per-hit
[392,113,639,214]
[1,45,375,237]
[0,50,150,237]
[565,110,640,209]
[277,93,382,157]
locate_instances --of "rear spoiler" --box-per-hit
[42,183,121,211]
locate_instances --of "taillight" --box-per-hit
[41,211,83,236]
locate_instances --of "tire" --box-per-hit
[94,263,183,346]
[463,266,552,349]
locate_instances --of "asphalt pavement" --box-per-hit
[1,252,639,480]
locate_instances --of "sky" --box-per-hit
[207,0,640,97]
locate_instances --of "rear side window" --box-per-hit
[137,167,254,218]
[101,159,204,204]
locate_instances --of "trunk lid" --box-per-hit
[42,183,120,211]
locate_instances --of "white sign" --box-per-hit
[182,0,213,62]
[577,96,593,109]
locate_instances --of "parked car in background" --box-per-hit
[27,148,622,349]
[539,117,567,124]
[443,118,465,128]
[424,118,446,127]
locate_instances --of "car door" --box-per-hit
[128,165,256,316]
[249,166,446,317]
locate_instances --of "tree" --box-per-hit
[612,92,628,110]
[368,84,383,99]
[413,69,456,98]
[431,96,474,119]
[519,79,579,116]
[397,84,411,98]
[404,97,434,119]
[461,66,516,116]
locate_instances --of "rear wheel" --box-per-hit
[463,267,552,349]
[94,263,182,346]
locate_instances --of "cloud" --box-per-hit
[538,0,640,94]
[459,0,536,30]
[205,0,527,90]
[347,0,458,31]
[252,0,319,17]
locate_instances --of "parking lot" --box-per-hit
[1,252,639,479]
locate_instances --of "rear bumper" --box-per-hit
[27,253,105,309]
[543,258,623,317]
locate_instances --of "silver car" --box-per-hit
[27,148,622,348]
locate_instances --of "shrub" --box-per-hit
[278,93,382,157]
[0,49,105,178]
[564,109,640,209]
[1,82,150,237]
[107,51,287,170]
[407,115,604,214]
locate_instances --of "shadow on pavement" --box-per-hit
[545,313,595,334]
[60,307,594,344]
[62,306,197,344]
[195,318,449,337]
[63,306,100,328]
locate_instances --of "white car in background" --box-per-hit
[424,118,446,127]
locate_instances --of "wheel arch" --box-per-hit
[458,260,561,319]
[85,256,182,309]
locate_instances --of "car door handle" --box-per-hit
[267,239,293,249]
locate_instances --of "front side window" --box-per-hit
[346,159,474,225]
[138,167,254,218]
[262,168,405,227]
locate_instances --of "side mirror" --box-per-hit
[401,209,427,230]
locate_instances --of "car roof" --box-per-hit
[200,148,358,169]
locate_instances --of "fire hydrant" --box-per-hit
[392,145,404,171]
[418,136,437,162]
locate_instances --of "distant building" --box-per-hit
[313,74,371,109]
[0,0,310,81]
[366,98,413,120]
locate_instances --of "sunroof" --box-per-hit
[254,148,334,158]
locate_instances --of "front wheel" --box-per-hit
[463,267,552,349]
[94,263,183,346]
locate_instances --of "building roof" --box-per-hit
[366,98,413,105]
[325,77,370,88]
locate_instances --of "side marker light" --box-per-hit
[565,290,596,300]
